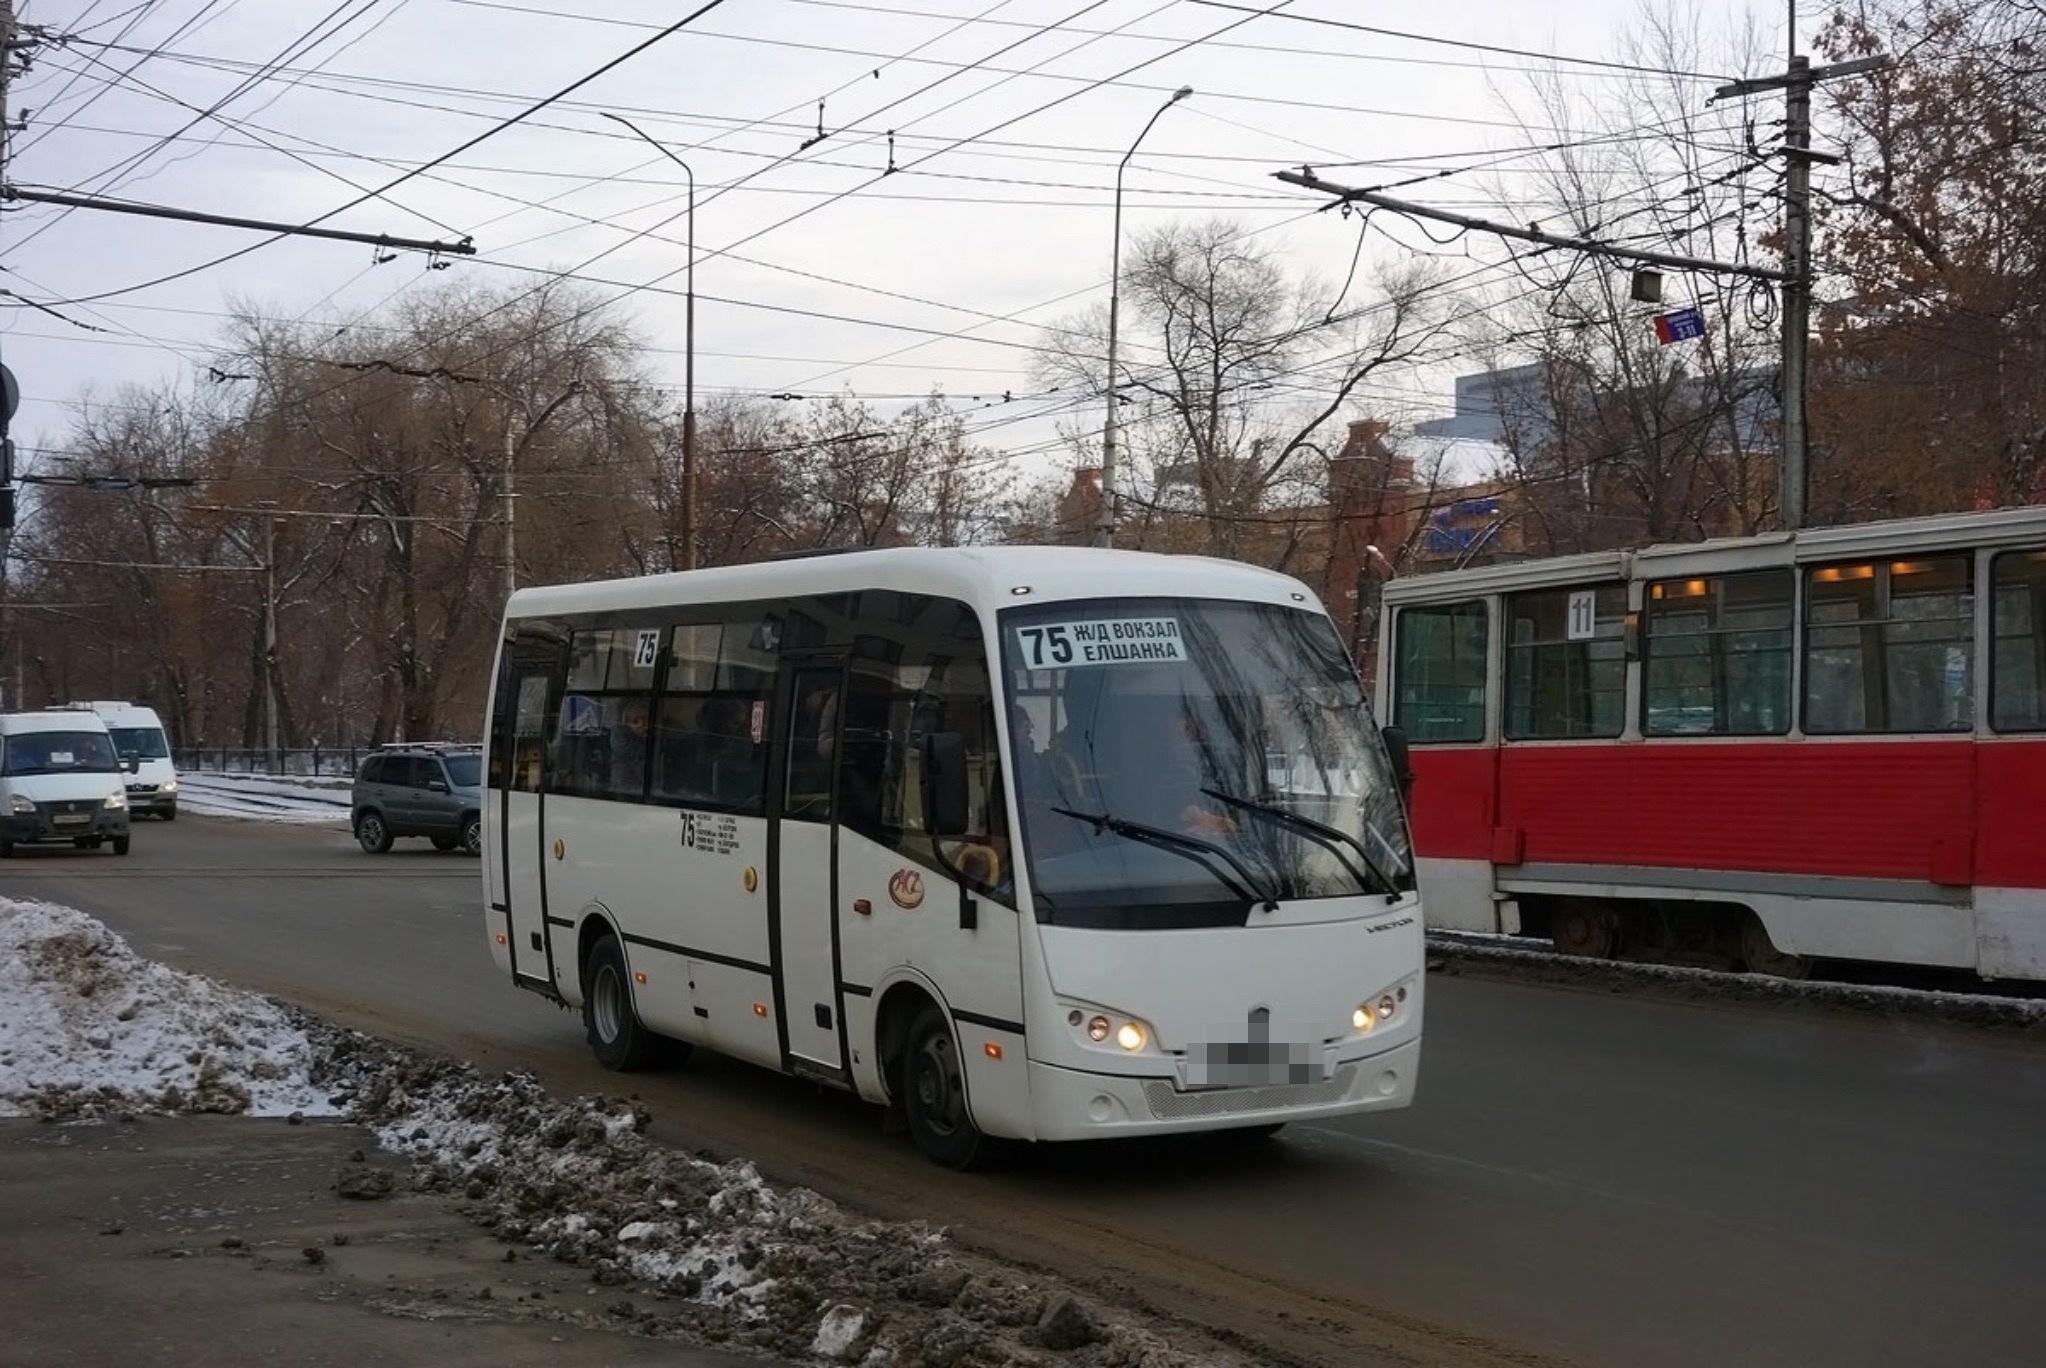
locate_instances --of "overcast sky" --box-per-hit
[5,0,1787,483]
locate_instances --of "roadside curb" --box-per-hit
[1427,933,2046,1035]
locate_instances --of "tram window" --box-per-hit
[1504,585,1626,740]
[1805,555,1974,733]
[1643,570,1793,735]
[1992,550,2046,732]
[1392,601,1488,743]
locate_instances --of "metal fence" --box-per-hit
[174,743,476,778]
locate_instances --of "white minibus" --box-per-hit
[483,547,1423,1165]
[62,701,179,820]
[1,710,134,856]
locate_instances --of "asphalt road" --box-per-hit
[7,815,2044,1368]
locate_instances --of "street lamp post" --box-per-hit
[603,113,699,570]
[1093,86,1193,550]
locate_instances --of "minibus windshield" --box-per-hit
[1001,597,1412,930]
[3,730,122,776]
[107,726,170,760]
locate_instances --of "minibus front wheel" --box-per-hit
[896,1002,988,1170]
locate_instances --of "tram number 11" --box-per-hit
[1567,590,1597,641]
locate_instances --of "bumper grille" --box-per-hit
[1141,1064,1358,1120]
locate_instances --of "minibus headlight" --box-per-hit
[8,794,34,815]
[160,779,177,793]
[104,791,128,810]
[1353,981,1413,1036]
[1069,1007,1154,1053]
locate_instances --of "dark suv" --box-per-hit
[351,745,483,856]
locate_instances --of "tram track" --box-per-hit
[1428,929,2046,1030]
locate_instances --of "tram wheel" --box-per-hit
[1739,913,1811,979]
[1550,901,1618,958]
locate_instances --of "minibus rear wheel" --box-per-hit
[582,934,657,1072]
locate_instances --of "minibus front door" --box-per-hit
[770,659,848,1076]
[500,624,565,994]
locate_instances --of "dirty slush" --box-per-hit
[1,899,1250,1368]
[324,1027,1233,1367]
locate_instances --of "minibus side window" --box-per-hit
[648,613,778,815]
[838,597,1011,905]
[552,625,663,801]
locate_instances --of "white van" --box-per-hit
[0,711,133,857]
[63,701,178,820]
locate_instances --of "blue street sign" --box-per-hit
[1653,307,1706,344]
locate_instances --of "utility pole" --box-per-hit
[682,185,697,571]
[1781,57,1812,530]
[1713,52,1888,529]
[261,511,280,770]
[2,0,19,707]
[600,114,698,570]
[1096,86,1193,549]
[502,416,518,602]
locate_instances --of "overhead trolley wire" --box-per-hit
[31,0,740,305]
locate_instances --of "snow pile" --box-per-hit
[0,896,1240,1364]
[320,1031,1231,1367]
[0,897,339,1119]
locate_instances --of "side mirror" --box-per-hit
[1380,724,1414,801]
[920,731,970,837]
[427,779,450,794]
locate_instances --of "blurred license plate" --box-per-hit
[1184,1041,1323,1089]
[52,814,88,826]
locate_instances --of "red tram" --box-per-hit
[1375,507,2046,979]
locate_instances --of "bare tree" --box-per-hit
[1039,218,1451,557]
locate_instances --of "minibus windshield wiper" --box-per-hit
[1201,789,1403,902]
[1049,806,1282,911]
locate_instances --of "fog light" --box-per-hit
[1086,1015,1111,1042]
[1353,1004,1376,1032]
[1115,1022,1145,1052]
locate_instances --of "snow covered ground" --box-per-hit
[2,895,1241,1366]
[0,897,339,1119]
[176,772,352,825]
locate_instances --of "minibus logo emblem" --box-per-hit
[888,869,925,910]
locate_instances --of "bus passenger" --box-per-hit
[610,699,651,795]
